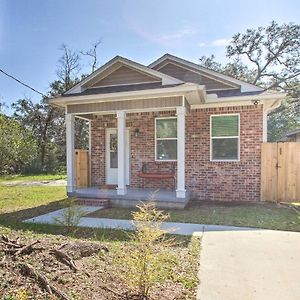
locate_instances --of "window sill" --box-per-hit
[210,159,240,162]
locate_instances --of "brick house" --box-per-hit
[49,54,285,208]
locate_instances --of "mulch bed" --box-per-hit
[0,232,196,299]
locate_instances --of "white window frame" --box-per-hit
[155,117,177,162]
[210,113,240,162]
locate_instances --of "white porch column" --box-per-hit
[116,111,127,195]
[88,120,92,185]
[176,106,186,198]
[66,113,75,194]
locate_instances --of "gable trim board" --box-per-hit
[154,60,240,90]
[66,56,183,95]
[149,54,263,93]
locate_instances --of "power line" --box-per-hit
[0,68,48,98]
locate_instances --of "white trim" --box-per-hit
[66,113,75,192]
[210,113,240,162]
[49,83,205,107]
[74,115,92,121]
[66,56,183,95]
[176,106,186,198]
[105,128,130,185]
[116,111,127,195]
[88,120,92,185]
[156,61,239,89]
[149,54,263,93]
[155,117,177,162]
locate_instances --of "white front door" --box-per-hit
[105,128,130,185]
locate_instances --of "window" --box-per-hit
[155,118,177,161]
[211,114,240,161]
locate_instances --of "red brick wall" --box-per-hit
[186,105,263,201]
[90,105,263,201]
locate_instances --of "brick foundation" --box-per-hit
[91,105,263,202]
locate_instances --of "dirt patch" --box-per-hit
[0,232,198,299]
[2,179,67,187]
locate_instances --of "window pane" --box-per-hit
[110,152,118,168]
[212,115,239,137]
[110,134,117,151]
[157,140,177,160]
[212,138,238,160]
[156,119,177,138]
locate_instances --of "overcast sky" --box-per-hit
[0,0,299,110]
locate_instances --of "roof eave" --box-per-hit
[48,83,205,107]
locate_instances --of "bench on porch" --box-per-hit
[138,162,176,190]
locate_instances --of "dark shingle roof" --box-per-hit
[63,82,183,97]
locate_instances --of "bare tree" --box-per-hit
[57,44,81,91]
[80,40,102,73]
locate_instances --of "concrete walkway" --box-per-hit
[197,230,300,300]
[24,206,255,235]
[25,206,300,298]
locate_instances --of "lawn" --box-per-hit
[0,173,66,183]
[88,202,300,232]
[0,175,199,299]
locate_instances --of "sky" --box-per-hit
[0,0,299,111]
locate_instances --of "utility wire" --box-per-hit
[0,68,48,98]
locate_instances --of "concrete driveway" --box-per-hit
[197,230,300,300]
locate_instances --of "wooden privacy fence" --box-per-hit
[75,149,89,188]
[261,142,300,202]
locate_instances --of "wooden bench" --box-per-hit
[138,162,176,189]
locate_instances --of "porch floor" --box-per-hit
[74,187,191,209]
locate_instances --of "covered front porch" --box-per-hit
[62,83,205,208]
[75,187,191,209]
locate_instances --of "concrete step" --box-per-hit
[76,198,110,207]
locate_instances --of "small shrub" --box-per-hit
[53,197,85,234]
[17,289,28,300]
[116,201,178,299]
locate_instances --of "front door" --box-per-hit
[105,128,130,185]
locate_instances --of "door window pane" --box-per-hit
[110,134,117,151]
[110,133,118,168]
[110,152,118,168]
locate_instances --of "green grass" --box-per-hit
[0,176,191,244]
[0,185,67,214]
[0,173,66,183]
[0,175,198,299]
[88,202,300,232]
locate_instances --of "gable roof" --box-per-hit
[149,53,263,93]
[65,55,183,95]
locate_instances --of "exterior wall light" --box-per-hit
[252,99,260,107]
[134,128,140,137]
